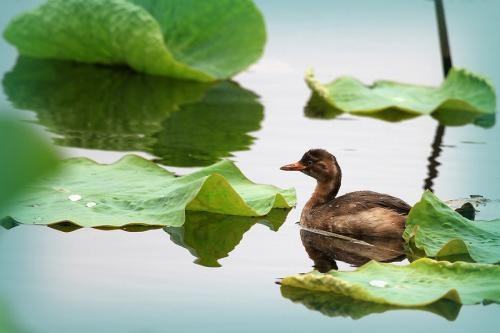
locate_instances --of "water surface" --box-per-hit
[0,0,499,332]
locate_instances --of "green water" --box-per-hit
[0,0,499,332]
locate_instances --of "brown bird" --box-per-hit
[280,149,411,238]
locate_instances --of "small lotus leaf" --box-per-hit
[305,68,496,126]
[404,191,500,264]
[281,258,500,306]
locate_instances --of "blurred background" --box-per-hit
[0,0,499,332]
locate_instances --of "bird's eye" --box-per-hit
[307,160,313,166]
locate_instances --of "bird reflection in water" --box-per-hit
[300,228,406,272]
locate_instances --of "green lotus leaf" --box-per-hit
[3,57,263,166]
[280,285,461,321]
[403,191,500,264]
[3,0,266,81]
[165,209,289,267]
[281,258,500,306]
[2,155,296,228]
[305,68,496,126]
[0,301,29,333]
[0,115,59,213]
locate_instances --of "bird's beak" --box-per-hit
[280,161,306,171]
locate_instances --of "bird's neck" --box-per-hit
[306,167,342,209]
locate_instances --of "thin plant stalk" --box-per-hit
[423,0,452,191]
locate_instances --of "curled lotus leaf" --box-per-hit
[281,258,500,306]
[305,68,496,126]
[404,191,500,264]
[4,0,266,81]
[2,155,296,228]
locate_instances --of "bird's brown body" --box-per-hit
[301,190,410,238]
[281,149,411,239]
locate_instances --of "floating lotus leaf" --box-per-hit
[165,209,289,267]
[3,0,266,81]
[280,286,461,321]
[281,258,500,306]
[0,115,59,213]
[3,57,263,167]
[2,155,296,228]
[305,68,496,126]
[404,191,500,264]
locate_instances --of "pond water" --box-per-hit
[1,0,499,332]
